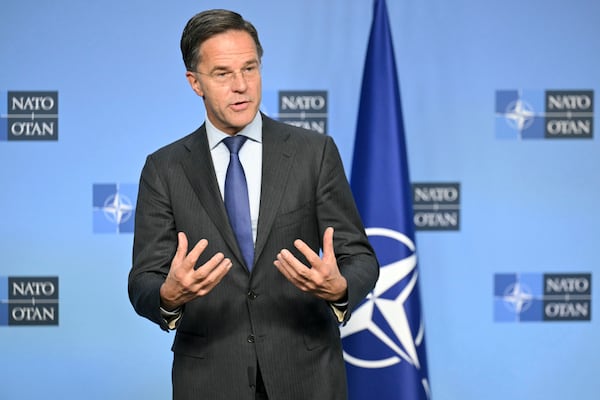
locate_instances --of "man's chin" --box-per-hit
[228,112,257,130]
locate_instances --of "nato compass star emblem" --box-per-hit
[502,281,533,314]
[495,90,546,139]
[102,192,133,225]
[341,227,430,397]
[504,98,536,132]
[92,183,137,233]
[494,273,545,322]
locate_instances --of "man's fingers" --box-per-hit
[194,251,227,273]
[273,229,345,301]
[274,257,311,292]
[165,234,234,304]
[192,255,232,296]
[187,237,209,265]
[276,249,314,283]
[293,239,321,267]
[293,227,335,268]
[278,249,306,272]
[173,232,189,266]
[322,227,335,260]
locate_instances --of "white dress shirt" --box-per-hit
[205,113,263,244]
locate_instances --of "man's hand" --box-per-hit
[274,227,347,302]
[160,232,232,310]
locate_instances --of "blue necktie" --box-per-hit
[223,135,254,270]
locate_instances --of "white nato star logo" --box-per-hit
[102,192,133,225]
[502,281,533,314]
[504,98,536,133]
[341,228,425,370]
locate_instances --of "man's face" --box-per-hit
[186,30,262,135]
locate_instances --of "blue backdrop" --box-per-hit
[1,0,599,399]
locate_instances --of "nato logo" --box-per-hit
[494,273,591,322]
[495,90,593,139]
[341,228,431,398]
[277,90,328,134]
[93,183,137,234]
[0,276,59,326]
[412,182,460,231]
[0,91,59,141]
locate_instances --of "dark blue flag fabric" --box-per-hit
[341,0,431,399]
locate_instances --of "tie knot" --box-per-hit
[223,135,248,155]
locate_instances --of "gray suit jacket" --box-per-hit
[128,115,379,400]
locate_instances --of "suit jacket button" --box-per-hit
[247,290,257,300]
[247,334,255,343]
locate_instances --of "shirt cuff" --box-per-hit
[160,306,182,330]
[329,302,348,323]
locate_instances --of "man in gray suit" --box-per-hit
[128,9,379,400]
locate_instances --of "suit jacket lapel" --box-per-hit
[180,126,242,264]
[178,118,296,271]
[254,117,295,264]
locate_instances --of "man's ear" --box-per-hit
[185,71,204,97]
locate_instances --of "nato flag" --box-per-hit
[341,0,431,399]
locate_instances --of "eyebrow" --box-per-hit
[210,59,260,72]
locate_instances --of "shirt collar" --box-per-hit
[206,112,263,150]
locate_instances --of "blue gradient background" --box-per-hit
[1,0,599,398]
